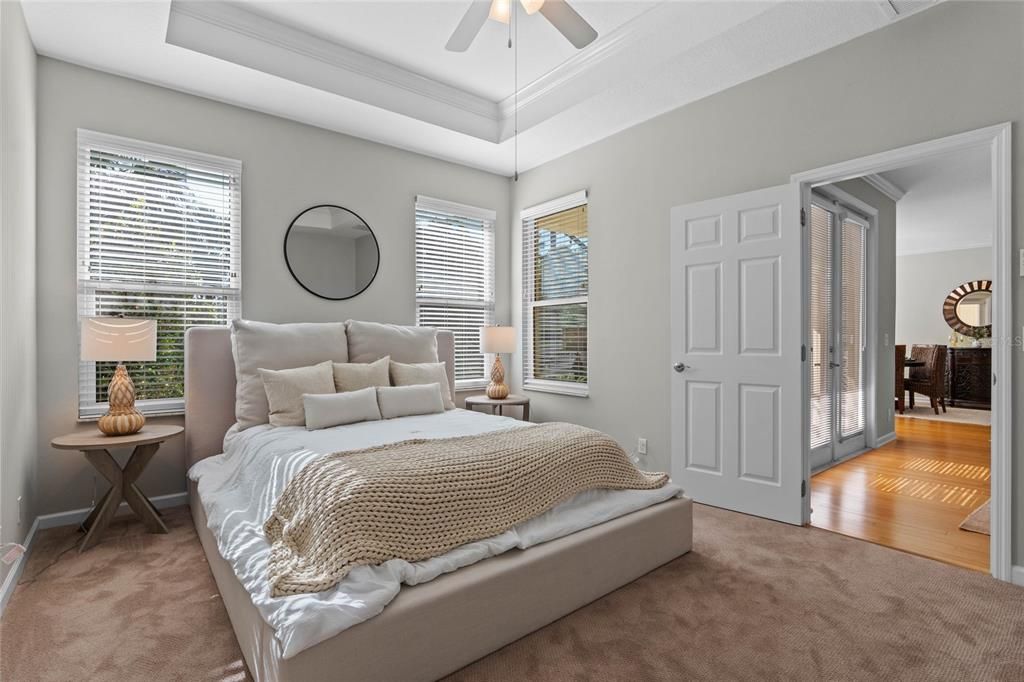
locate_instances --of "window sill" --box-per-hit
[79,398,186,422]
[523,381,589,398]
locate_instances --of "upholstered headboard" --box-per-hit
[184,326,456,467]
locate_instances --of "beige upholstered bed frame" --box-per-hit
[184,326,693,681]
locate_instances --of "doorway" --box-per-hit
[793,123,1012,581]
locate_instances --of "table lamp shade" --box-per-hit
[81,318,157,362]
[481,326,516,354]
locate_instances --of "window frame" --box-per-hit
[521,189,589,398]
[414,195,497,392]
[76,129,242,420]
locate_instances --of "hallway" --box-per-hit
[811,417,990,572]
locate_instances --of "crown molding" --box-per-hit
[862,173,906,201]
[167,1,501,140]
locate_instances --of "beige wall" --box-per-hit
[1,0,38,588]
[35,58,510,516]
[897,247,993,345]
[510,2,1023,561]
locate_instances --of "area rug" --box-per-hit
[2,505,1022,681]
[898,400,991,426]
[960,499,992,535]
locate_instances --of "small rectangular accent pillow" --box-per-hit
[260,361,336,427]
[304,387,382,430]
[332,356,390,393]
[390,360,455,410]
[345,320,438,364]
[376,384,445,420]
[231,319,349,430]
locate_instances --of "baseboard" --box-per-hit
[36,491,190,530]
[874,431,897,447]
[0,518,40,617]
[1012,565,1024,587]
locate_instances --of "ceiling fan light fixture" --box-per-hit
[488,0,511,24]
[520,0,545,15]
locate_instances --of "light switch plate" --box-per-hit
[1019,248,1024,276]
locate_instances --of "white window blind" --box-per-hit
[77,130,241,418]
[414,196,496,390]
[521,190,588,396]
[808,203,833,449]
[839,216,866,439]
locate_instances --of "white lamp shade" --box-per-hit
[81,317,157,362]
[481,326,516,354]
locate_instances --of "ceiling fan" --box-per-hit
[446,0,598,52]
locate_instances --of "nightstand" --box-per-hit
[465,394,530,421]
[51,425,183,551]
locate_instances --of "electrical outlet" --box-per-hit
[637,438,648,456]
[884,333,889,347]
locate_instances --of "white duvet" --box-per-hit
[188,409,683,659]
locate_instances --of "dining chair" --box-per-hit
[894,344,906,415]
[906,344,947,415]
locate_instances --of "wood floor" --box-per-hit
[811,417,990,573]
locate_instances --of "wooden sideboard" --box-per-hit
[945,347,991,410]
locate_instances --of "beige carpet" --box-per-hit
[2,505,1023,682]
[960,500,992,535]
[899,400,992,426]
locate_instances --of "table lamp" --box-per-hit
[481,326,516,399]
[81,317,157,436]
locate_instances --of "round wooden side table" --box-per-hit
[51,425,183,551]
[465,394,530,421]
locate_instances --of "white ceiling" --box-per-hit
[883,146,992,256]
[22,0,937,176]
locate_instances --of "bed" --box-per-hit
[184,326,693,681]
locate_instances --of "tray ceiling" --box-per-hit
[22,0,937,175]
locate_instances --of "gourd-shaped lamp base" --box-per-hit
[97,364,146,436]
[486,354,510,400]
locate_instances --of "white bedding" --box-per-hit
[188,409,683,659]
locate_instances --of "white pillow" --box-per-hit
[231,319,349,430]
[376,384,445,420]
[303,387,382,430]
[259,361,336,427]
[345,320,438,364]
[390,360,455,410]
[333,356,390,393]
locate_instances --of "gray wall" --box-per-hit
[0,0,37,588]
[35,58,510,515]
[510,2,1023,560]
[897,247,993,345]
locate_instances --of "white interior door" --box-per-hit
[670,185,806,525]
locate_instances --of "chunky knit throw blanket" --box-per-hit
[264,422,668,597]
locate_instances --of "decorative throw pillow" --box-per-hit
[389,360,455,410]
[345,320,438,364]
[376,384,445,420]
[231,319,349,430]
[333,356,390,393]
[259,361,335,427]
[303,387,382,430]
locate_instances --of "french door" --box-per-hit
[809,196,868,471]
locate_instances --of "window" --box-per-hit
[414,196,496,390]
[521,190,588,396]
[77,130,241,418]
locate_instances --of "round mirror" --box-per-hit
[943,279,992,335]
[284,205,380,300]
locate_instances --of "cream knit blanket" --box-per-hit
[264,422,668,597]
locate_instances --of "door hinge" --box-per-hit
[800,207,806,227]
[801,344,806,362]
[801,479,807,497]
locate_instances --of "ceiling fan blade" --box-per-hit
[539,0,598,49]
[446,0,492,52]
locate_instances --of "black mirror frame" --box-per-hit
[283,204,380,301]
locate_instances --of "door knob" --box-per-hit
[673,362,688,373]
